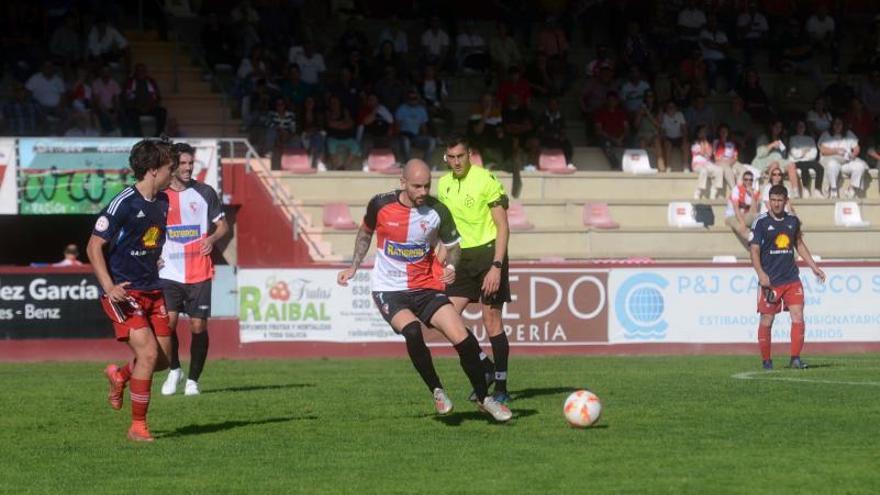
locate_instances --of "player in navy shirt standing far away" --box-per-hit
[86,138,176,442]
[749,184,826,371]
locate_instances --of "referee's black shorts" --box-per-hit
[445,241,511,307]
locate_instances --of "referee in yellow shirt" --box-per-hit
[438,134,511,404]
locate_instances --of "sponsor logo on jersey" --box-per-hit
[166,224,202,244]
[774,233,791,249]
[142,226,162,248]
[383,240,429,262]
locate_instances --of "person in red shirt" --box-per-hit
[844,97,876,145]
[593,92,630,169]
[496,66,532,108]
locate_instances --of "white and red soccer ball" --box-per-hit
[563,389,602,427]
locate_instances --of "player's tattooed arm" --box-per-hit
[445,242,461,269]
[350,226,373,270]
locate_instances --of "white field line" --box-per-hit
[731,371,880,387]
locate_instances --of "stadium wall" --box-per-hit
[2,263,879,362]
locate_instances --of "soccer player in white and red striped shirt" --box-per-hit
[158,143,228,396]
[337,160,512,422]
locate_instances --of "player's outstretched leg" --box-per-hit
[399,321,448,413]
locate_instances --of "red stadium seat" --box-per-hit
[367,148,400,174]
[538,148,576,174]
[281,149,315,174]
[508,201,534,230]
[323,202,357,230]
[583,203,619,229]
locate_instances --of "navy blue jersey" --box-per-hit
[92,186,169,291]
[750,212,801,286]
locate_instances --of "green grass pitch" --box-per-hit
[1,355,878,494]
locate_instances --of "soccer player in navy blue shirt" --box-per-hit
[86,139,176,442]
[749,184,825,370]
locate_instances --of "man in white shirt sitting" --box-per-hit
[818,117,869,198]
[25,62,65,117]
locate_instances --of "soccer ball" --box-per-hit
[563,389,602,428]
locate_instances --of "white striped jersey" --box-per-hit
[159,180,224,284]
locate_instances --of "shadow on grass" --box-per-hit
[511,387,578,400]
[157,415,317,438]
[200,383,315,394]
[431,408,539,426]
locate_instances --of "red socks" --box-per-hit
[758,325,772,361]
[790,321,805,358]
[129,378,152,422]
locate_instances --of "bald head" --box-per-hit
[403,159,430,181]
[400,159,431,207]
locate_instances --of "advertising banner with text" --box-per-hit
[608,267,880,343]
[0,272,110,339]
[0,138,17,214]
[17,138,218,214]
[238,268,609,344]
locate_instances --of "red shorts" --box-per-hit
[100,290,171,341]
[756,280,804,315]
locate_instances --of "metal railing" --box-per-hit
[217,138,326,259]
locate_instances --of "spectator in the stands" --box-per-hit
[123,63,167,137]
[417,65,452,135]
[53,244,84,267]
[2,83,45,136]
[773,61,808,124]
[201,13,236,70]
[379,16,409,56]
[692,124,722,198]
[489,22,522,80]
[585,44,615,79]
[806,96,833,137]
[230,0,261,55]
[420,15,450,68]
[324,94,359,170]
[87,16,130,69]
[859,68,880,116]
[789,119,823,198]
[374,65,407,114]
[394,89,434,162]
[581,65,616,140]
[823,73,856,115]
[526,52,558,100]
[735,2,768,68]
[634,90,665,171]
[502,93,538,171]
[279,65,312,110]
[497,66,532,108]
[358,92,394,157]
[699,14,736,94]
[375,40,406,81]
[345,49,372,85]
[724,170,760,248]
[819,117,869,198]
[298,95,325,169]
[845,98,875,149]
[467,92,509,167]
[329,66,362,120]
[714,122,748,191]
[621,21,654,78]
[805,4,839,72]
[262,98,299,154]
[679,47,709,99]
[26,62,66,118]
[736,68,772,124]
[685,93,716,139]
[456,20,489,73]
[594,92,630,170]
[619,66,651,116]
[760,166,796,215]
[337,17,370,59]
[753,119,797,195]
[660,100,689,172]
[538,97,574,168]
[778,17,823,90]
[537,17,569,69]
[677,0,707,51]
[720,95,755,161]
[50,15,83,66]
[292,42,326,87]
[64,110,100,137]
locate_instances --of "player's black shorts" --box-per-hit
[161,279,212,319]
[371,289,451,330]
[445,241,511,307]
